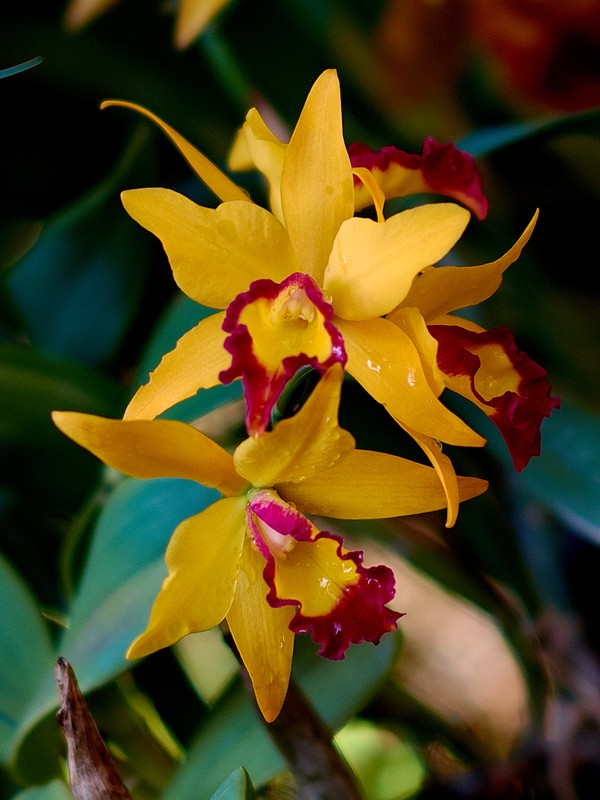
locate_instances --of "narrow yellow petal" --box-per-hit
[125,312,229,420]
[234,108,287,223]
[127,497,247,658]
[101,100,248,203]
[393,211,538,323]
[324,203,470,321]
[278,450,488,519]
[227,541,295,722]
[63,0,119,30]
[52,412,248,496]
[280,70,354,283]
[396,421,461,528]
[337,317,485,447]
[352,167,385,222]
[174,0,230,49]
[122,189,298,308]
[390,306,446,396]
[234,364,354,487]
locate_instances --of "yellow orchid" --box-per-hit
[63,0,230,49]
[53,366,487,721]
[102,73,491,473]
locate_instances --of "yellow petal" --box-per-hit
[390,306,446,396]
[52,412,248,496]
[63,0,119,30]
[337,317,485,447]
[127,497,247,658]
[101,100,248,203]
[233,108,288,223]
[125,312,229,420]
[396,421,460,528]
[280,70,354,283]
[393,211,538,323]
[227,541,295,722]
[174,0,231,49]
[234,364,354,487]
[324,203,470,321]
[352,167,385,222]
[122,189,298,308]
[278,450,487,518]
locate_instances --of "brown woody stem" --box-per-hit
[222,627,363,800]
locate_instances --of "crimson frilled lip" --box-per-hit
[219,272,346,437]
[52,366,487,722]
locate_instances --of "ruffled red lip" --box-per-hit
[220,272,346,437]
[247,490,401,660]
[349,138,488,221]
[430,324,561,471]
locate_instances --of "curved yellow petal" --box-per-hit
[101,100,248,203]
[280,70,354,283]
[396,421,460,528]
[52,412,247,496]
[352,167,385,222]
[174,0,230,49]
[325,203,470,321]
[232,108,287,223]
[278,450,487,519]
[390,306,445,396]
[234,364,354,487]
[122,189,298,308]
[127,497,247,659]
[125,311,229,420]
[337,317,485,447]
[227,540,295,722]
[393,211,538,323]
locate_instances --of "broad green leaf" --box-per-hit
[0,343,122,508]
[209,767,257,800]
[9,780,71,800]
[133,292,243,423]
[455,394,600,544]
[10,477,218,782]
[459,106,600,157]
[7,127,153,367]
[513,399,600,545]
[164,632,400,800]
[0,553,54,765]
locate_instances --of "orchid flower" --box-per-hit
[101,70,557,523]
[53,366,487,721]
[104,78,483,434]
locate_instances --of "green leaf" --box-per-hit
[0,343,122,507]
[0,553,54,765]
[9,477,218,782]
[9,780,71,800]
[6,126,153,367]
[514,399,600,545]
[455,394,600,544]
[164,633,400,800]
[209,767,257,800]
[458,106,600,157]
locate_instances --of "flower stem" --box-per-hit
[222,626,363,800]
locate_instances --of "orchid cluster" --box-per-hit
[53,70,559,722]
